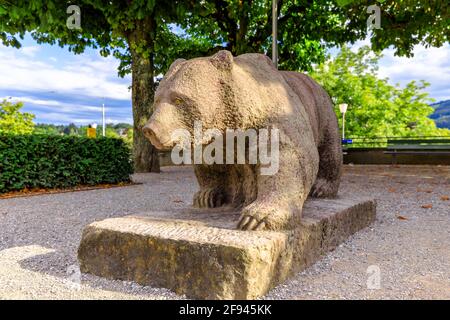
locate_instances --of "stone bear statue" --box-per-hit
[143,50,342,231]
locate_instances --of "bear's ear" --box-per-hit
[170,58,186,69]
[166,58,186,75]
[210,50,233,71]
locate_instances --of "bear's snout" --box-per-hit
[143,121,171,150]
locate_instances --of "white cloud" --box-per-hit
[348,41,450,102]
[0,46,131,101]
[105,117,133,125]
[49,117,133,125]
[377,45,450,102]
[1,96,103,113]
[349,38,372,50]
[20,46,40,57]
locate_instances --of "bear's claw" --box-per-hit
[310,178,337,198]
[193,187,224,208]
[237,215,266,230]
[237,201,291,231]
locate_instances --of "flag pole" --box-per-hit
[102,98,106,137]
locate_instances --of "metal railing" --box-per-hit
[342,136,450,149]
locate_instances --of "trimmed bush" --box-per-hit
[0,135,133,193]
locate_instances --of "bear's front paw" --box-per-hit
[310,178,338,198]
[193,187,225,208]
[237,202,292,231]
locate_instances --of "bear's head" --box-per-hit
[143,50,235,150]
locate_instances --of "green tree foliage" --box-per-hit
[63,123,79,135]
[33,123,62,135]
[123,127,133,147]
[338,0,449,57]
[1,1,447,73]
[33,122,133,144]
[0,99,35,134]
[311,46,450,138]
[99,126,121,138]
[178,0,449,72]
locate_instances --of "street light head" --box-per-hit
[339,103,348,114]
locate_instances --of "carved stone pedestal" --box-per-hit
[78,197,376,299]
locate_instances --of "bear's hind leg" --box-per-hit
[310,133,342,198]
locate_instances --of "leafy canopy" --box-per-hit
[0,0,207,76]
[339,0,449,57]
[178,0,449,72]
[1,0,448,75]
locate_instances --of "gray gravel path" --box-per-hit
[0,165,449,299]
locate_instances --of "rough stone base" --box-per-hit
[78,197,376,299]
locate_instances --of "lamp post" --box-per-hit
[272,0,278,69]
[339,103,348,140]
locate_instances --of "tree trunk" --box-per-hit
[128,18,160,173]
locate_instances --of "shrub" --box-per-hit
[0,135,133,193]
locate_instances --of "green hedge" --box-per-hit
[0,135,133,193]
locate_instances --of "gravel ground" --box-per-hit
[0,165,449,300]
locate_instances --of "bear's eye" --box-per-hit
[174,97,183,106]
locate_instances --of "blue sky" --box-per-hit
[0,34,449,125]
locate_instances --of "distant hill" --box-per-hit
[430,99,450,129]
